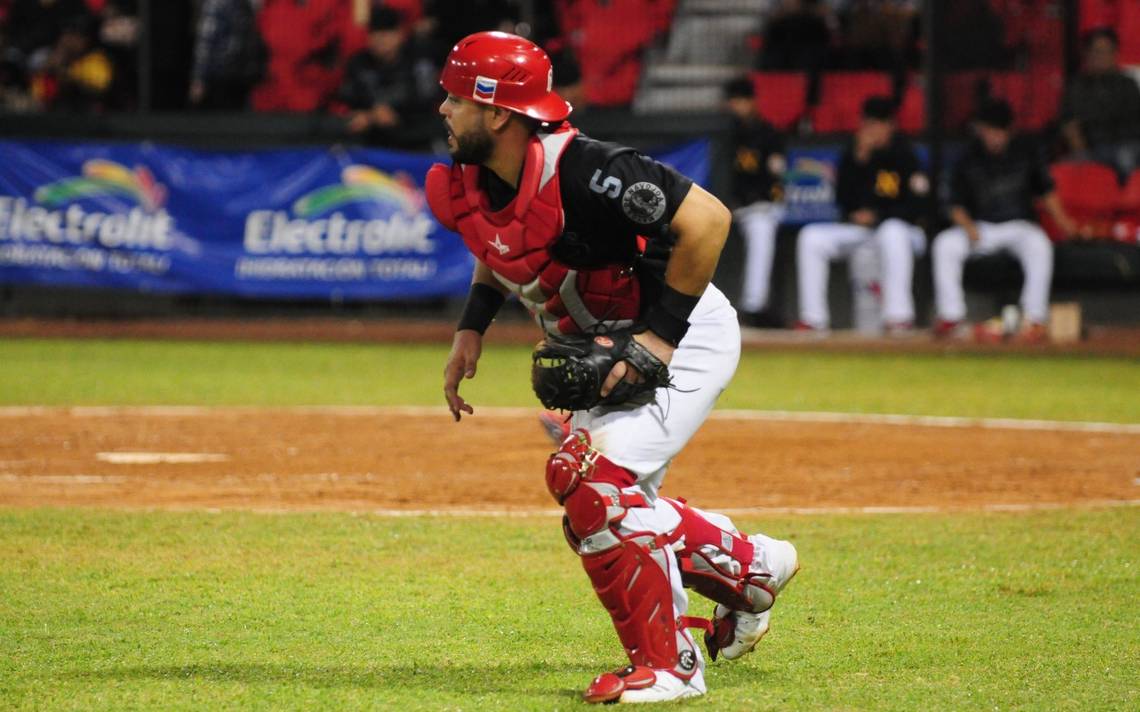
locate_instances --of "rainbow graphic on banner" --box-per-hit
[33,160,167,212]
[291,165,422,218]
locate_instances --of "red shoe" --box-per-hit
[932,319,961,339]
[1013,321,1049,344]
[973,319,1006,344]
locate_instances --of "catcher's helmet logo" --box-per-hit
[679,650,696,672]
[621,182,667,224]
[593,335,614,348]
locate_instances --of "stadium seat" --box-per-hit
[896,77,925,135]
[1079,0,1118,33]
[988,71,1061,131]
[751,72,807,130]
[576,0,677,107]
[811,72,892,134]
[1043,161,1121,240]
[1112,169,1140,242]
[1119,1,1140,65]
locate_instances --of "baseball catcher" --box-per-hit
[430,31,799,704]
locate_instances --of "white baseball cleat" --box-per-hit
[712,536,799,661]
[583,665,705,704]
[618,669,705,704]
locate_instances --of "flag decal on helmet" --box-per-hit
[473,76,498,103]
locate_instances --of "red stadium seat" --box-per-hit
[1079,0,1118,33]
[751,72,807,130]
[811,72,892,134]
[1119,169,1140,215]
[1119,1,1140,65]
[987,71,1061,131]
[1112,169,1140,242]
[896,77,925,134]
[575,0,677,107]
[1044,161,1121,240]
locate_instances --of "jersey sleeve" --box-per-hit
[949,155,976,213]
[585,149,694,237]
[1027,147,1055,197]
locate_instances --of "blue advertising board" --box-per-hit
[0,138,709,300]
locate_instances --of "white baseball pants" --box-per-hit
[931,220,1054,324]
[571,283,740,499]
[796,218,924,329]
[736,203,784,313]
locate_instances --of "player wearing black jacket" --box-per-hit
[931,99,1077,341]
[725,78,788,327]
[795,96,928,332]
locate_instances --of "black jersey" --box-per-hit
[480,132,694,304]
[836,135,925,224]
[730,116,785,208]
[950,137,1054,224]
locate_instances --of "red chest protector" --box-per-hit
[425,125,641,335]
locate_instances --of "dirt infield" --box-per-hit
[2,407,1136,513]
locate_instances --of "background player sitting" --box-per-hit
[931,98,1078,343]
[795,96,928,334]
[725,76,787,329]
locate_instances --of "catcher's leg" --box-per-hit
[547,430,706,704]
[664,501,800,661]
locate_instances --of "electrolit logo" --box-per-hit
[0,160,175,249]
[242,165,436,255]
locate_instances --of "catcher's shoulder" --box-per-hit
[563,133,640,173]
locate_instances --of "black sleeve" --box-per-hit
[895,145,925,222]
[835,151,860,217]
[949,155,975,213]
[336,54,370,109]
[1028,146,1055,197]
[587,149,694,238]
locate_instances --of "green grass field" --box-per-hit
[1,338,1138,710]
[2,339,1139,421]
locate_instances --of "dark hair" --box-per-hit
[1084,27,1119,49]
[369,7,402,32]
[861,95,895,120]
[976,97,1013,129]
[724,77,755,99]
[516,114,543,135]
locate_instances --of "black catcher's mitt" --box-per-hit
[531,330,673,411]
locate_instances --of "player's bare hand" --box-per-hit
[600,331,675,398]
[966,225,981,244]
[851,209,877,227]
[443,329,482,421]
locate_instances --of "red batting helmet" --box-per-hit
[439,31,572,123]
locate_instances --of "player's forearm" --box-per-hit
[457,261,508,334]
[642,185,730,346]
[949,206,975,231]
[663,184,731,296]
[1040,192,1068,223]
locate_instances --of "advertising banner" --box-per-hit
[0,138,709,300]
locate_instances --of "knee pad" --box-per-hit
[544,428,635,505]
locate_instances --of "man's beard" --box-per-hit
[450,126,494,165]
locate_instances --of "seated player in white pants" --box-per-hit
[931,99,1078,341]
[723,77,787,327]
[796,96,929,333]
